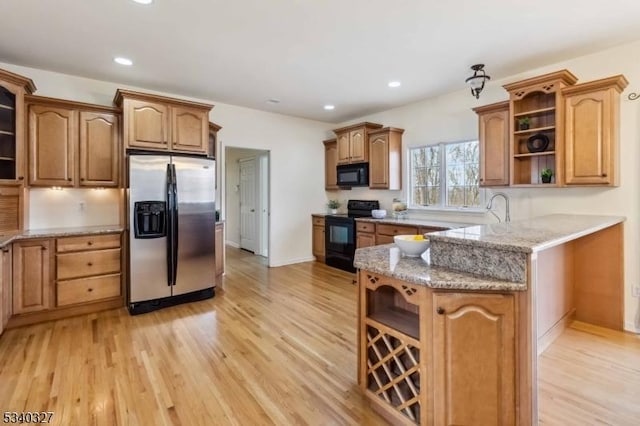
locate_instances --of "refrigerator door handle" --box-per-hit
[166,163,174,286]
[171,163,179,286]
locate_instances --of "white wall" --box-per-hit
[0,61,332,267]
[331,39,640,332]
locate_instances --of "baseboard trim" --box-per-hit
[624,321,640,334]
[226,240,240,248]
[537,308,576,355]
[269,256,316,267]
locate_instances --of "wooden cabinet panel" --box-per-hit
[312,218,325,261]
[1,245,11,333]
[336,132,350,165]
[28,104,76,186]
[349,128,366,163]
[127,99,169,150]
[433,292,515,425]
[57,273,120,307]
[355,221,375,233]
[563,76,626,186]
[475,101,509,186]
[323,139,338,190]
[376,223,418,236]
[356,232,375,248]
[368,127,403,190]
[215,223,224,278]
[0,185,23,232]
[171,106,208,154]
[79,111,119,187]
[56,248,121,280]
[12,239,52,314]
[57,233,121,253]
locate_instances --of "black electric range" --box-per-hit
[325,200,379,273]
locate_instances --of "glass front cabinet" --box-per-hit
[0,68,36,184]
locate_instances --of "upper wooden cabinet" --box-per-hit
[209,121,222,159]
[563,75,628,186]
[0,185,24,232]
[0,68,36,185]
[115,89,213,155]
[504,70,578,187]
[26,96,120,188]
[323,138,339,190]
[333,122,382,165]
[368,127,404,190]
[473,101,509,187]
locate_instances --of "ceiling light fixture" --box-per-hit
[388,81,401,88]
[132,0,154,5]
[465,64,491,99]
[323,105,335,111]
[114,57,133,66]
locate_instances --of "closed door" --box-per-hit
[13,239,52,314]
[1,245,11,330]
[79,111,119,187]
[336,132,351,164]
[239,158,257,253]
[369,133,389,188]
[324,140,338,190]
[349,128,366,162]
[28,104,76,186]
[479,108,509,186]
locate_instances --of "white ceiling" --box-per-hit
[2,0,640,123]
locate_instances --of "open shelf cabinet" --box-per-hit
[504,70,578,186]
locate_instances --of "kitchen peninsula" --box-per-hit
[354,214,623,425]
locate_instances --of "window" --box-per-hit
[409,140,481,209]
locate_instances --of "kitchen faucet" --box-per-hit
[486,192,510,223]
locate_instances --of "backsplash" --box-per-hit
[29,188,121,229]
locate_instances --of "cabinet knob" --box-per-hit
[41,246,47,250]
[2,248,9,253]
[67,178,72,181]
[602,173,607,177]
[80,178,85,181]
[87,262,93,267]
[88,288,93,292]
[87,241,93,246]
[436,307,445,315]
[18,176,24,180]
[479,178,484,182]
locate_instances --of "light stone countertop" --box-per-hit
[0,225,124,248]
[354,244,525,291]
[428,214,625,253]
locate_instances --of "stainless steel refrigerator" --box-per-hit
[127,153,216,315]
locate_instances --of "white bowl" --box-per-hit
[394,234,430,257]
[371,209,387,219]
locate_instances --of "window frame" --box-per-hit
[407,139,485,213]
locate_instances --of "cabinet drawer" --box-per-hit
[376,234,395,245]
[57,248,121,280]
[57,274,121,306]
[376,224,418,236]
[356,222,375,233]
[57,233,121,253]
[312,217,325,226]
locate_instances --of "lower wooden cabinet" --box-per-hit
[312,215,325,261]
[356,221,375,248]
[433,292,516,425]
[215,222,225,280]
[12,239,53,314]
[55,234,121,307]
[358,270,517,425]
[0,245,12,335]
[376,223,419,245]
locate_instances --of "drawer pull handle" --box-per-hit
[87,262,93,266]
[87,241,93,246]
[41,246,47,250]
[88,288,93,292]
[436,307,445,315]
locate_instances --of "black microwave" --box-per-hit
[337,162,369,187]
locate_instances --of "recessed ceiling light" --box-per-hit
[114,57,133,66]
[323,105,335,111]
[132,0,154,4]
[266,98,281,105]
[388,81,401,88]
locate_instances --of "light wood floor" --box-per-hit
[1,247,639,425]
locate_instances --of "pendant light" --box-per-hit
[465,64,491,99]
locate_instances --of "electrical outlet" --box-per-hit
[633,286,640,298]
[79,202,85,212]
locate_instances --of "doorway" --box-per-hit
[224,147,270,261]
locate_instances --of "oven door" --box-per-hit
[325,216,356,272]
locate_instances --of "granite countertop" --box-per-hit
[354,244,525,292]
[428,214,625,253]
[355,217,473,230]
[0,225,124,248]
